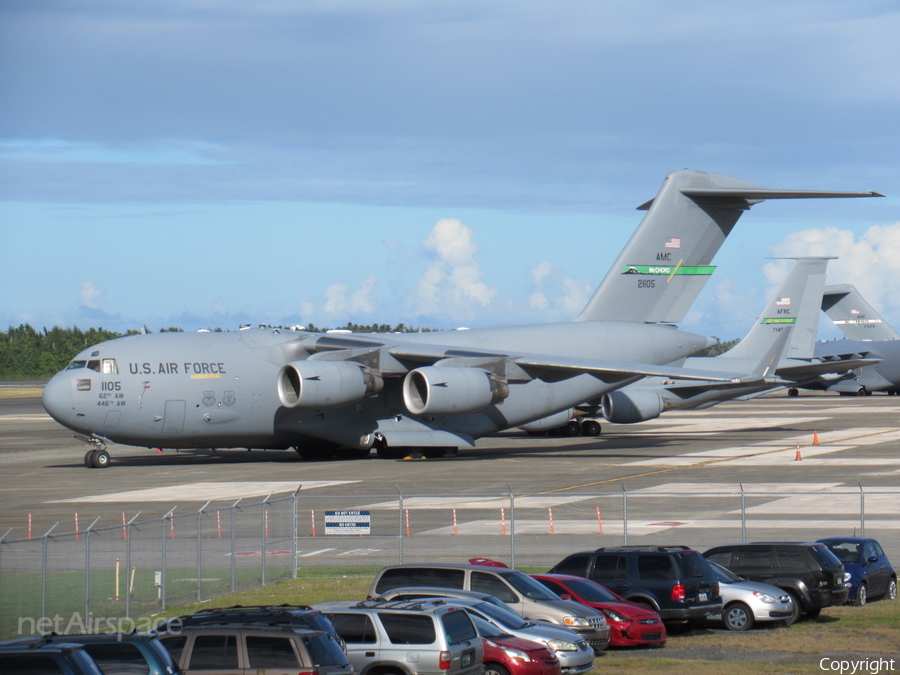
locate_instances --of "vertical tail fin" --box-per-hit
[725,257,831,361]
[822,284,900,341]
[575,170,881,323]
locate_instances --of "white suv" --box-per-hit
[315,600,484,675]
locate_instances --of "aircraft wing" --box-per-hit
[302,333,748,384]
[776,357,881,382]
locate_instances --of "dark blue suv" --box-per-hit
[817,537,897,606]
[549,545,721,628]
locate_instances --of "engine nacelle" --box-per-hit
[277,360,383,409]
[403,367,509,416]
[519,409,575,432]
[601,389,665,424]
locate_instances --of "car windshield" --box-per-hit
[673,551,709,578]
[472,602,529,629]
[555,577,619,602]
[469,613,511,639]
[303,611,341,635]
[820,541,861,565]
[499,571,560,601]
[710,562,741,584]
[302,633,349,666]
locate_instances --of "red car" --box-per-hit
[469,612,562,675]
[532,573,666,648]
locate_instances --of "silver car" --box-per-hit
[377,589,595,674]
[708,561,795,630]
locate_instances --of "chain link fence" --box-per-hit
[2,486,897,638]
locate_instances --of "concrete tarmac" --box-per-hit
[1,391,898,539]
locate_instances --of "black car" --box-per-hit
[549,545,722,627]
[702,542,848,622]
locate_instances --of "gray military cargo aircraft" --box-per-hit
[594,257,882,424]
[788,285,900,396]
[41,170,881,467]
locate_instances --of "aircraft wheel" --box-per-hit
[562,421,581,437]
[376,445,402,460]
[424,448,447,459]
[91,449,111,468]
[84,450,95,468]
[581,420,601,436]
[857,386,868,396]
[788,388,799,397]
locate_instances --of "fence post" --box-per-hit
[508,486,515,569]
[161,508,175,612]
[859,483,865,537]
[396,486,404,564]
[292,487,301,580]
[197,501,211,602]
[124,512,140,620]
[231,498,242,594]
[40,523,59,628]
[262,493,273,587]
[83,517,100,623]
[740,483,746,544]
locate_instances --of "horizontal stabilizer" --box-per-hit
[776,357,881,382]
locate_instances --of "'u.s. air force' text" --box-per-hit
[128,362,227,375]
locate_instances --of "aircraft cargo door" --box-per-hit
[163,400,186,433]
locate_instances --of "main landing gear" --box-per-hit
[82,439,111,468]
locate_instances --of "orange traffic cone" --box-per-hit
[794,444,802,461]
[812,430,820,445]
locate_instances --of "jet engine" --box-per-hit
[403,367,509,416]
[601,389,665,424]
[277,360,383,409]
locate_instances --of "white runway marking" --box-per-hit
[635,417,826,432]
[49,480,358,503]
[360,495,593,510]
[0,414,51,421]
[629,483,844,494]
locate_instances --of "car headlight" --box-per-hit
[844,573,852,583]
[502,648,531,662]
[547,639,579,652]
[563,616,590,627]
[752,591,776,604]
[601,609,629,623]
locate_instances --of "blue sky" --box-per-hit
[3,1,900,342]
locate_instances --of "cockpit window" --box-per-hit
[102,359,118,374]
[87,360,101,372]
[66,360,87,370]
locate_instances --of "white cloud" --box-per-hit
[415,219,496,317]
[78,281,105,309]
[767,222,900,326]
[323,274,378,315]
[526,261,591,318]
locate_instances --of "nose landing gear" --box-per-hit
[81,438,111,469]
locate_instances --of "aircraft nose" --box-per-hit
[42,373,74,425]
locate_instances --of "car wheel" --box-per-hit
[784,593,801,625]
[483,664,510,675]
[723,601,754,631]
[887,577,897,601]
[803,608,821,620]
[855,582,868,607]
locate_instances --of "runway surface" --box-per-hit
[2,391,899,541]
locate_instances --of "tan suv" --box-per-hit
[157,625,353,675]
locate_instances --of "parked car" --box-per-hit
[154,603,343,645]
[19,633,180,675]
[817,537,897,606]
[368,563,608,651]
[706,561,795,630]
[0,638,104,675]
[470,614,562,675]
[156,625,352,675]
[703,542,848,622]
[531,573,666,647]
[549,546,721,629]
[313,599,484,675]
[373,589,595,675]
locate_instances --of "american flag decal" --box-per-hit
[851,309,860,315]
[665,237,681,249]
[776,297,790,306]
